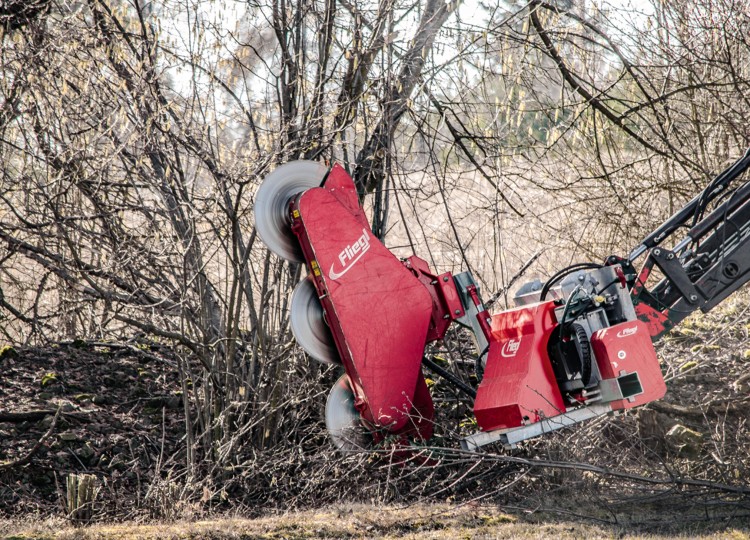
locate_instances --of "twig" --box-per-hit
[0,406,61,470]
[649,397,750,419]
[486,250,543,308]
[360,445,750,496]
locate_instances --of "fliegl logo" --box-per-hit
[328,229,371,280]
[616,326,638,338]
[501,337,522,358]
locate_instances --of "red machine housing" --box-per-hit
[280,162,668,446]
[288,164,464,440]
[473,302,666,434]
[474,302,565,431]
[590,320,666,410]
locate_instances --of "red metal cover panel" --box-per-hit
[590,320,666,410]
[320,163,370,229]
[293,188,434,432]
[402,256,464,342]
[473,301,566,431]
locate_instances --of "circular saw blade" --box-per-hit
[325,374,372,452]
[254,160,328,261]
[290,279,340,364]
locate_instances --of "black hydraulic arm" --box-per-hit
[628,147,750,261]
[626,148,750,337]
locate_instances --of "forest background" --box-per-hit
[0,0,749,530]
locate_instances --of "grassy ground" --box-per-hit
[2,504,750,540]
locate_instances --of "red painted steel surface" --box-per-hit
[590,320,666,410]
[403,255,464,342]
[473,301,566,431]
[320,163,370,229]
[291,170,435,434]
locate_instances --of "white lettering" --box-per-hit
[329,229,371,280]
[616,326,638,338]
[501,337,522,358]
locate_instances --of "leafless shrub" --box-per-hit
[0,0,749,516]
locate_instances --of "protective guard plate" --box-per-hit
[290,278,340,364]
[254,161,328,261]
[292,180,434,433]
[474,301,566,431]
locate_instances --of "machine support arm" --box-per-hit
[629,148,750,339]
[628,147,750,261]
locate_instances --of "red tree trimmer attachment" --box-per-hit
[255,150,750,452]
[254,162,463,450]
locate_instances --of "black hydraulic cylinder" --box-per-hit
[688,179,750,242]
[629,147,750,260]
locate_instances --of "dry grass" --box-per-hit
[2,504,749,540]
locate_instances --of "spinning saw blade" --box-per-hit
[325,374,371,452]
[290,279,340,364]
[254,160,328,261]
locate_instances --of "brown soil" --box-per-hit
[0,341,185,517]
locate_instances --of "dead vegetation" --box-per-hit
[0,0,750,536]
[0,298,748,532]
[1,503,749,539]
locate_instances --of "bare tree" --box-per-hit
[0,0,466,480]
[0,0,748,501]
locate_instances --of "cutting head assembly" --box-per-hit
[255,150,750,452]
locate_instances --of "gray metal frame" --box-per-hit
[461,403,615,451]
